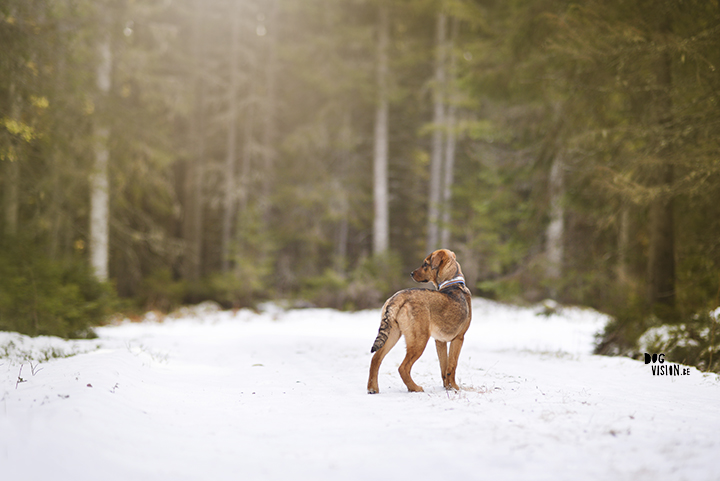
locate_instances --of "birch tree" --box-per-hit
[89,25,112,281]
[545,152,564,284]
[222,0,241,273]
[372,4,390,255]
[439,16,458,249]
[183,0,206,282]
[260,0,278,224]
[426,11,446,253]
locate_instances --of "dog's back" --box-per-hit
[370,286,469,353]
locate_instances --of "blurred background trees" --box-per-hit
[1,0,719,367]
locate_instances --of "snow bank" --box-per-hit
[1,299,719,481]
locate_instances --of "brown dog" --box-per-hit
[367,249,471,394]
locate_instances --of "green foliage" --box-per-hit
[1,0,718,373]
[300,268,352,310]
[138,257,273,312]
[477,259,546,304]
[0,239,117,338]
[300,251,406,310]
[594,299,653,358]
[137,268,187,313]
[596,298,720,374]
[452,119,546,301]
[637,310,720,373]
[201,256,272,309]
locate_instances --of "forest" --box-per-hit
[1,0,719,370]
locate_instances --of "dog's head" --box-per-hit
[411,249,461,288]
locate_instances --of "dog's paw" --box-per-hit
[367,387,379,394]
[443,379,461,391]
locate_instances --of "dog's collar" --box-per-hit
[438,276,465,290]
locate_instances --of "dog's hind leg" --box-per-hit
[398,332,430,393]
[444,334,465,390]
[367,326,400,394]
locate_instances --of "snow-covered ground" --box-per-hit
[1,299,719,481]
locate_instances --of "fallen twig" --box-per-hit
[15,365,26,389]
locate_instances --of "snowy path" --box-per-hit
[1,300,719,481]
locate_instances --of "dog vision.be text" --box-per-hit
[644,353,691,376]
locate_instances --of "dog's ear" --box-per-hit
[432,249,459,282]
[430,250,449,270]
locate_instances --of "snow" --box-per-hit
[1,298,719,481]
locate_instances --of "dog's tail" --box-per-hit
[371,297,399,353]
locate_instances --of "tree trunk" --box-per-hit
[49,54,69,260]
[49,149,64,259]
[427,12,447,253]
[183,0,205,283]
[222,3,241,273]
[336,113,353,271]
[3,155,19,237]
[545,152,565,288]
[260,0,279,224]
[3,29,19,239]
[373,4,390,255]
[239,60,255,218]
[647,164,675,308]
[3,82,21,237]
[440,16,458,248]
[617,205,630,285]
[646,16,675,311]
[89,34,112,281]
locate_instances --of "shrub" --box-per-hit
[300,252,406,310]
[594,301,653,357]
[203,268,266,309]
[637,309,720,373]
[138,268,188,312]
[0,240,117,338]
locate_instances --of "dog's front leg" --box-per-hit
[435,340,450,388]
